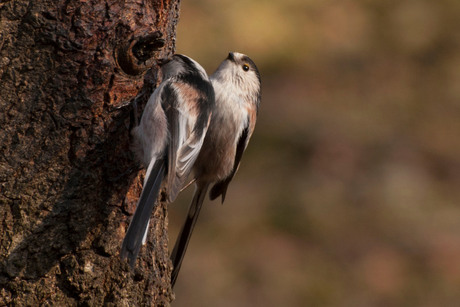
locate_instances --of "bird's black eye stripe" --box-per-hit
[241,55,260,82]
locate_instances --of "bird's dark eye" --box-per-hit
[242,64,250,71]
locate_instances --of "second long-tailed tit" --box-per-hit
[171,52,261,286]
[121,54,215,267]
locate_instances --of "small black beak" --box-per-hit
[227,52,235,62]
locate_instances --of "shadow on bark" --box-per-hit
[3,108,133,278]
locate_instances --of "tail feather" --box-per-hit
[121,159,166,267]
[170,183,209,287]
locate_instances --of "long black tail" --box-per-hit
[121,159,166,267]
[170,182,209,287]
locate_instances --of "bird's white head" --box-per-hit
[211,52,261,109]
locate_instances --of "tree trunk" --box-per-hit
[0,0,179,305]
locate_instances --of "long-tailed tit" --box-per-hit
[171,52,261,286]
[121,54,215,267]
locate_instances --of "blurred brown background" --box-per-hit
[168,0,460,306]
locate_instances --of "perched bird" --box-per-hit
[121,54,215,267]
[171,52,261,286]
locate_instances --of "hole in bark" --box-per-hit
[115,31,165,76]
[132,32,165,63]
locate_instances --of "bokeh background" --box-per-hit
[168,0,460,306]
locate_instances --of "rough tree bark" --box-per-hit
[0,0,180,305]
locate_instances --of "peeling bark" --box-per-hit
[0,0,180,305]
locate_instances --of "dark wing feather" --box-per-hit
[163,85,180,201]
[165,82,212,202]
[209,125,250,203]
